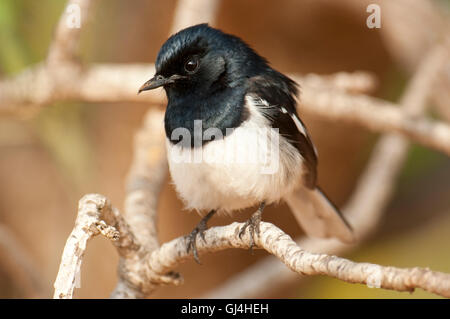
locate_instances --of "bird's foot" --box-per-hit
[185,222,207,264]
[185,210,216,264]
[239,202,266,253]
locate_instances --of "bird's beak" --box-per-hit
[138,75,169,93]
[138,74,187,94]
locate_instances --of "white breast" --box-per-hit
[166,96,304,214]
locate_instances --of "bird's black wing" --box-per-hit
[247,71,318,188]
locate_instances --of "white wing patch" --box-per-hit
[280,106,306,136]
[280,106,317,156]
[251,96,317,157]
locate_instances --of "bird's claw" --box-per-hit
[185,218,209,264]
[239,209,263,254]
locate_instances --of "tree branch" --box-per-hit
[53,195,450,298]
[53,194,122,299]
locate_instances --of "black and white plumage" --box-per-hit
[139,24,354,261]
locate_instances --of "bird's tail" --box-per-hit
[284,187,356,243]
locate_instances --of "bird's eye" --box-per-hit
[184,56,199,73]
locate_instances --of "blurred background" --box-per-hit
[0,0,449,298]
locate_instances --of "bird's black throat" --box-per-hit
[164,83,248,148]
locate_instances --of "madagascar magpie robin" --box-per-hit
[139,24,355,263]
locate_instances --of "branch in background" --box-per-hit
[0,63,158,115]
[110,110,178,298]
[343,0,450,118]
[205,44,449,298]
[298,82,450,156]
[170,0,221,34]
[432,63,450,122]
[0,62,375,113]
[123,110,167,252]
[299,71,378,94]
[46,0,94,66]
[344,44,449,232]
[2,61,450,156]
[375,0,450,124]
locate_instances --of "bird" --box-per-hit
[138,23,355,263]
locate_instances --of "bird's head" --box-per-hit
[138,24,268,99]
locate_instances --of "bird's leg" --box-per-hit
[239,202,266,253]
[186,209,217,264]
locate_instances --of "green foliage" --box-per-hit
[0,0,29,73]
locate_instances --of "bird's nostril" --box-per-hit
[156,75,164,81]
